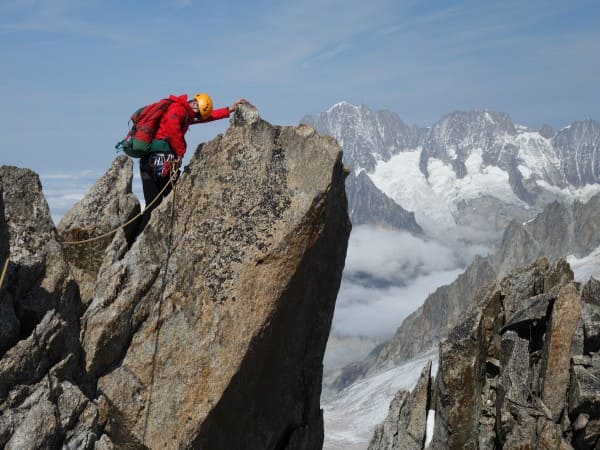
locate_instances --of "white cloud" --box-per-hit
[344,225,460,284]
[332,225,474,339]
[333,268,462,339]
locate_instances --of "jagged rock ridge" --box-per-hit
[369,259,600,449]
[305,104,600,191]
[301,102,421,173]
[0,104,351,449]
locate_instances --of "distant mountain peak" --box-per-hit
[435,109,516,135]
[327,100,356,112]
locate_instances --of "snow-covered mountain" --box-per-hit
[302,103,600,242]
[302,102,421,173]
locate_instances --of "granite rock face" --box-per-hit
[0,103,351,449]
[554,120,600,187]
[57,155,140,306]
[0,167,111,448]
[369,258,600,449]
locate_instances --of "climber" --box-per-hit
[136,93,247,235]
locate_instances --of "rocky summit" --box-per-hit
[0,104,351,449]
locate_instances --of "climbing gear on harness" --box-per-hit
[144,153,181,179]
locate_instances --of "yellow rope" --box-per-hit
[61,167,179,245]
[0,253,9,289]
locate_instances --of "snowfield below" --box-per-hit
[323,350,438,450]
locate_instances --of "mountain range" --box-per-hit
[302,102,600,243]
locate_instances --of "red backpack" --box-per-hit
[116,98,184,158]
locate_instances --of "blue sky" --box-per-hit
[1,0,599,174]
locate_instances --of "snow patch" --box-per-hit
[323,350,438,450]
[425,409,436,448]
[370,148,525,237]
[518,164,532,179]
[536,180,600,203]
[369,150,456,235]
[515,124,529,133]
[464,149,483,174]
[567,247,600,282]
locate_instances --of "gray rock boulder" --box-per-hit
[0,167,113,449]
[0,166,81,378]
[0,188,19,355]
[369,362,431,450]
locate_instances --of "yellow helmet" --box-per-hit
[194,93,213,119]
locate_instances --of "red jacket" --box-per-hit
[154,94,230,157]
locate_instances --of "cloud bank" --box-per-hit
[332,225,477,339]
